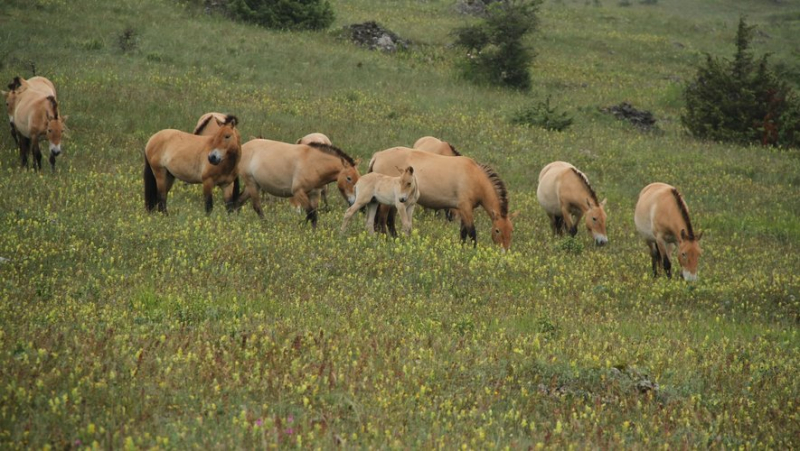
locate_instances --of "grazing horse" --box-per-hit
[144,114,241,214]
[231,139,360,227]
[192,112,227,136]
[3,76,57,145]
[413,136,461,156]
[341,166,419,235]
[634,183,703,281]
[369,147,515,250]
[536,161,608,246]
[12,91,65,171]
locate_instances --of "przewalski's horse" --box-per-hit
[634,183,703,281]
[192,112,227,136]
[3,76,57,145]
[413,136,461,156]
[12,90,66,171]
[341,166,419,236]
[537,161,608,246]
[144,114,241,214]
[230,139,360,227]
[369,147,516,250]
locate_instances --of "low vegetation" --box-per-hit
[0,0,798,448]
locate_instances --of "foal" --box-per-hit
[341,166,419,236]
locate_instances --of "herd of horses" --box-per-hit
[2,76,703,280]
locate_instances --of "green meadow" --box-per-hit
[1,0,799,448]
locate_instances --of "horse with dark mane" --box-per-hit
[230,139,360,227]
[369,147,516,250]
[144,114,241,214]
[634,183,703,280]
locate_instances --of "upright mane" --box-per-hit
[307,142,355,166]
[448,143,462,156]
[46,96,58,119]
[193,115,214,135]
[671,188,695,239]
[478,163,508,218]
[570,167,598,205]
[8,76,22,91]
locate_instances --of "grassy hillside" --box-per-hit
[1,0,798,448]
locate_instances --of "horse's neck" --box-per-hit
[316,155,344,182]
[479,179,504,219]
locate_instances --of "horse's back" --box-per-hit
[413,136,456,156]
[536,161,574,214]
[240,139,305,195]
[634,182,675,240]
[297,133,331,146]
[26,77,57,98]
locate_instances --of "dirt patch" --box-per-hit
[601,102,657,131]
[346,21,409,52]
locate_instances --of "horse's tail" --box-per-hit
[144,157,158,212]
[367,154,377,173]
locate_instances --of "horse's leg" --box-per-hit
[458,207,477,247]
[561,205,577,237]
[156,171,174,214]
[365,203,379,234]
[647,241,660,278]
[203,178,215,214]
[374,204,389,234]
[223,178,240,213]
[341,199,366,233]
[49,152,57,172]
[18,134,30,168]
[386,207,397,237]
[655,237,671,279]
[547,213,559,235]
[406,204,417,235]
[9,123,18,146]
[293,190,317,227]
[396,201,412,235]
[31,136,43,171]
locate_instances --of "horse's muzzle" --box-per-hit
[49,144,62,156]
[208,149,222,165]
[399,197,407,203]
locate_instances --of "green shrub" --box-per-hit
[453,0,541,91]
[682,17,800,148]
[226,0,334,31]
[512,96,574,131]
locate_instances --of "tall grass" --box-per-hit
[0,0,798,448]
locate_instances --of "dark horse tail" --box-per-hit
[144,157,158,212]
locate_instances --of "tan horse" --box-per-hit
[192,112,227,136]
[413,136,461,156]
[634,183,703,281]
[231,139,360,227]
[4,76,57,145]
[536,161,608,246]
[12,89,66,171]
[369,147,515,250]
[341,166,419,235]
[144,115,241,214]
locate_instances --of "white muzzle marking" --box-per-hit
[594,233,608,246]
[682,270,698,282]
[49,142,61,155]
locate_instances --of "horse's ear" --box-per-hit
[407,166,414,175]
[696,230,704,241]
[296,138,302,144]
[586,198,592,208]
[0,90,6,96]
[680,229,687,241]
[601,198,607,208]
[510,210,520,220]
[354,158,361,167]
[61,115,68,124]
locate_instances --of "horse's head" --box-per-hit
[396,166,417,204]
[44,97,65,156]
[490,211,517,251]
[208,115,241,166]
[678,229,703,281]
[584,198,608,246]
[337,158,360,206]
